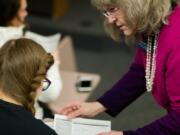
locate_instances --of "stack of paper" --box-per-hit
[45,114,111,135]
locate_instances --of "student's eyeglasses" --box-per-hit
[102,7,119,18]
[42,78,51,91]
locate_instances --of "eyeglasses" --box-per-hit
[102,7,119,18]
[42,78,51,91]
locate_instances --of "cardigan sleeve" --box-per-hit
[97,48,146,117]
[123,34,180,135]
[123,111,180,135]
[165,38,180,112]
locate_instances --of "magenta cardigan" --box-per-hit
[98,5,180,135]
[144,5,180,112]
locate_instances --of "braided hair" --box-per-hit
[0,38,54,115]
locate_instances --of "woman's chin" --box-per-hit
[123,30,133,36]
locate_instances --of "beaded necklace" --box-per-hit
[145,31,159,92]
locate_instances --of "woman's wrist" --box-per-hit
[94,101,107,114]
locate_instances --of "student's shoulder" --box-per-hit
[25,117,57,135]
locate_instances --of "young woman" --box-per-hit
[0,0,62,119]
[0,0,27,26]
[0,38,57,135]
[60,0,180,135]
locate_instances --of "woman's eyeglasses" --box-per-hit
[102,7,119,18]
[42,78,51,91]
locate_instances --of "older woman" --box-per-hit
[60,0,180,135]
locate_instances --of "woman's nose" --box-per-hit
[24,10,28,17]
[107,16,116,24]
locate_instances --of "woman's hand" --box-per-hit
[58,101,106,118]
[97,131,123,135]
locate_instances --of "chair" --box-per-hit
[49,36,101,110]
[58,36,77,71]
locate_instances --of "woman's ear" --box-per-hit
[35,85,43,100]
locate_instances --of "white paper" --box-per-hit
[45,121,54,129]
[43,118,55,129]
[25,31,61,52]
[54,114,111,135]
[54,115,72,135]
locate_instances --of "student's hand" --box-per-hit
[58,101,106,118]
[97,131,123,135]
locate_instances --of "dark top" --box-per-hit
[0,99,57,135]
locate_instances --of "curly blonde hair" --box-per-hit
[91,0,173,42]
[0,38,54,115]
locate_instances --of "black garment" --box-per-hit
[38,101,54,119]
[0,99,57,135]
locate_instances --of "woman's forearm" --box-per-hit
[97,63,146,117]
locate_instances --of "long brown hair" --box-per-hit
[0,38,54,115]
